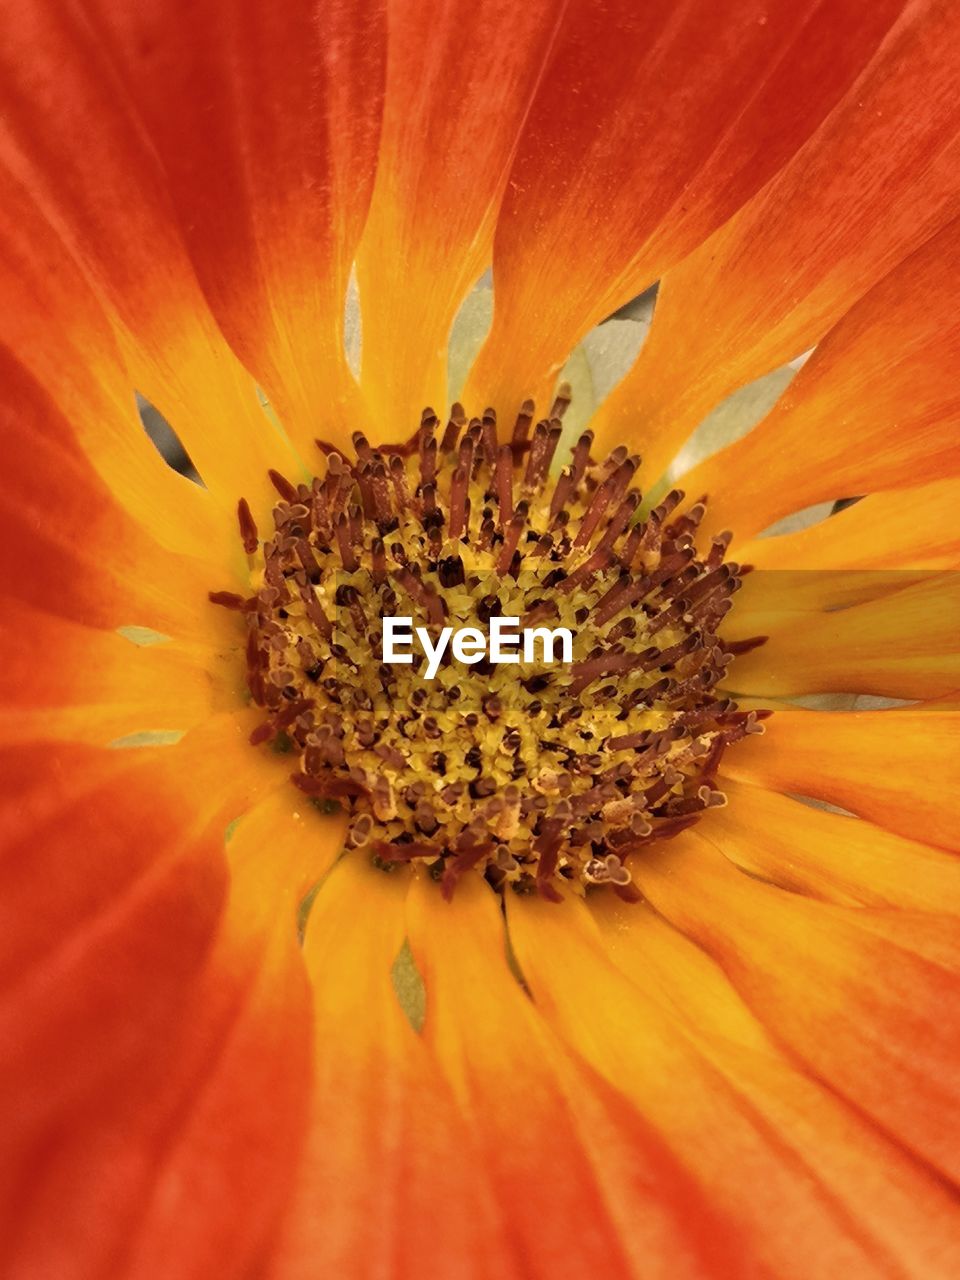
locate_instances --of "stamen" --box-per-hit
[440,402,466,454]
[495,444,514,526]
[511,398,535,449]
[215,396,765,901]
[268,469,298,503]
[237,498,259,554]
[549,381,572,420]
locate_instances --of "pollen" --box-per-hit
[212,392,766,902]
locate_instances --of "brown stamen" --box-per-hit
[214,395,765,901]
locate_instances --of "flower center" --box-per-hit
[211,394,765,901]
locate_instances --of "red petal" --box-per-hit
[591,2,960,478]
[0,5,300,489]
[106,792,341,1280]
[356,0,561,425]
[0,743,224,1272]
[0,171,240,562]
[0,750,332,1280]
[507,891,951,1276]
[682,216,960,541]
[591,888,960,1277]
[82,0,385,447]
[629,835,960,1186]
[466,0,903,412]
[0,604,232,746]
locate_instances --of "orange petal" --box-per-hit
[589,890,960,1277]
[0,7,300,497]
[102,792,341,1280]
[680,215,960,540]
[739,479,960,571]
[82,0,385,448]
[0,744,216,991]
[728,572,960,700]
[355,0,561,426]
[269,858,505,1279]
[728,566,934,627]
[466,0,903,414]
[507,892,936,1277]
[0,743,225,1272]
[721,703,960,852]
[0,343,243,635]
[0,173,238,562]
[628,835,960,1186]
[0,750,326,1280]
[406,873,733,1280]
[156,709,294,824]
[706,778,960,911]
[0,603,238,747]
[591,3,960,479]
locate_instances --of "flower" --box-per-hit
[1,0,960,1277]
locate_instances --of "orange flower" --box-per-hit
[2,1,960,1277]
